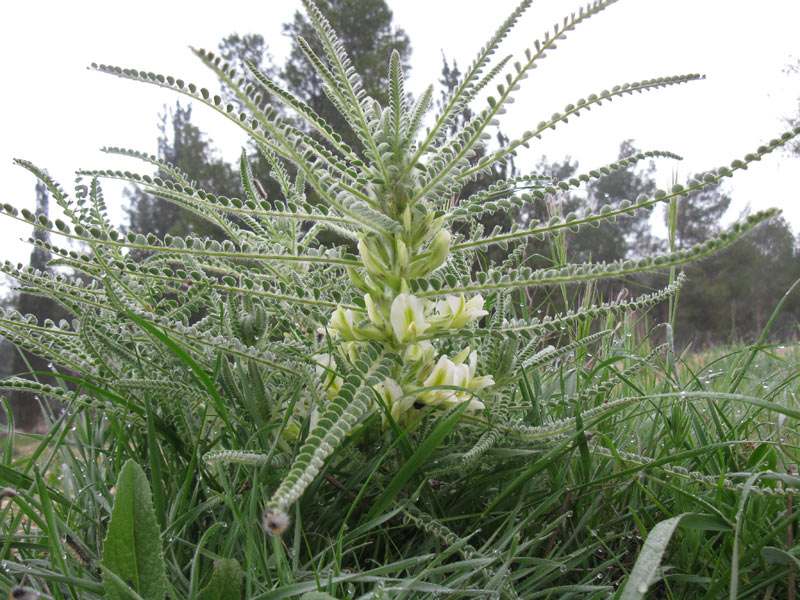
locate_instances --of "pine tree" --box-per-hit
[668,178,731,249]
[282,0,411,150]
[217,32,277,111]
[438,56,518,270]
[573,140,660,262]
[4,182,69,429]
[674,215,800,345]
[124,103,240,240]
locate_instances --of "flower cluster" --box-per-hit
[325,290,489,346]
[319,286,493,424]
[370,347,493,425]
[308,170,494,424]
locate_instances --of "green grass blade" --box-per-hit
[368,402,468,520]
[619,513,696,600]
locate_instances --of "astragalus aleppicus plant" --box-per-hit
[2,0,798,546]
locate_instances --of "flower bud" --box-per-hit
[358,237,388,282]
[346,265,372,295]
[402,205,412,232]
[411,229,451,277]
[364,293,384,328]
[452,345,471,365]
[427,229,451,271]
[411,209,437,248]
[395,235,409,271]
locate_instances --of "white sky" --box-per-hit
[2,0,799,271]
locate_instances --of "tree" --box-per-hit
[531,141,661,266]
[282,0,412,150]
[671,215,800,346]
[3,182,70,429]
[217,32,277,111]
[573,140,660,262]
[125,103,241,240]
[668,179,731,249]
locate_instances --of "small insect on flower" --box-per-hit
[263,508,290,536]
[8,586,38,600]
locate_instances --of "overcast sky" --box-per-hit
[2,0,799,270]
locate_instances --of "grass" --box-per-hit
[0,325,797,598]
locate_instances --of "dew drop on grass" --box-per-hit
[637,582,649,593]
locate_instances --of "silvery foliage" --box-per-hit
[1,0,797,531]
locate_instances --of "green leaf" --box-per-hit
[619,513,697,600]
[197,558,244,600]
[744,442,777,471]
[760,546,800,569]
[299,593,340,600]
[676,512,731,532]
[102,459,166,600]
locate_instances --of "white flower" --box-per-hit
[373,378,414,424]
[464,350,495,393]
[434,294,488,329]
[418,350,492,411]
[390,293,430,344]
[328,306,362,341]
[312,353,337,377]
[312,353,343,398]
[403,340,435,364]
[422,354,458,405]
